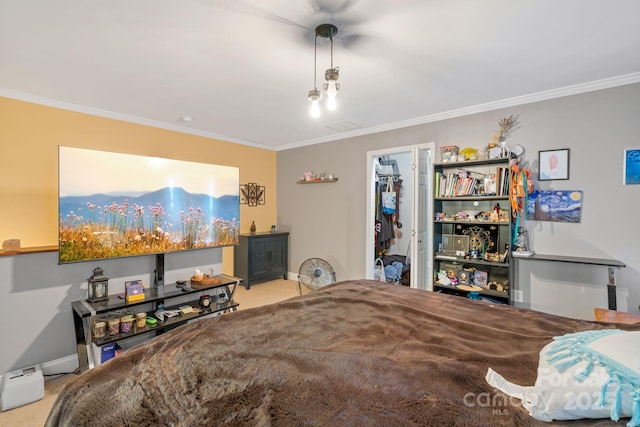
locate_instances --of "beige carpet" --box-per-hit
[0,278,303,426]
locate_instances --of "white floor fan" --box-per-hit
[297,258,336,295]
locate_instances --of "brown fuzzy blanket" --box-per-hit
[46,280,638,426]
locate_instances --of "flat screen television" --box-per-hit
[58,146,240,264]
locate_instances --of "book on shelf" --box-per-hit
[484,174,496,195]
[493,166,510,196]
[503,167,510,195]
[437,168,510,197]
[435,172,478,197]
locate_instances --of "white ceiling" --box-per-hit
[1,0,640,150]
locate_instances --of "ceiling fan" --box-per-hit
[206,0,397,53]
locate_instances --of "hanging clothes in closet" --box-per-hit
[375,175,402,253]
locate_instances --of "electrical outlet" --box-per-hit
[513,290,524,303]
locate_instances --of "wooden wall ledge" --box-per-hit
[594,308,640,324]
[0,245,58,257]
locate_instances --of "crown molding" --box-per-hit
[0,88,273,151]
[3,72,639,152]
[277,72,640,151]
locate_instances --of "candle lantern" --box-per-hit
[87,266,109,302]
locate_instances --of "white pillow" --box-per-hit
[486,329,640,425]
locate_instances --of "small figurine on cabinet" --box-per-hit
[446,270,458,286]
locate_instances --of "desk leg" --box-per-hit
[607,266,617,311]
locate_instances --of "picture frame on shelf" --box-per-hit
[473,270,488,288]
[538,148,570,181]
[457,269,470,285]
[623,148,640,185]
[441,234,469,256]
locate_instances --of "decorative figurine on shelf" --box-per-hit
[87,266,109,302]
[513,227,533,257]
[492,114,521,158]
[250,221,257,233]
[446,270,458,286]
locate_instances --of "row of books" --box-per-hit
[435,167,510,197]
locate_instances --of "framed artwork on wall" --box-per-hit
[538,148,570,181]
[623,148,640,185]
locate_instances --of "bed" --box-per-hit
[46,280,639,426]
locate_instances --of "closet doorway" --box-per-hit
[365,143,435,290]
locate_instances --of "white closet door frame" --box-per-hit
[365,142,435,289]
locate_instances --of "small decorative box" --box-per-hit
[440,145,459,163]
[125,280,145,303]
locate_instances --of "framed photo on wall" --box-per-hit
[538,148,570,181]
[623,148,640,185]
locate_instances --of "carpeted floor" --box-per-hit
[0,278,302,426]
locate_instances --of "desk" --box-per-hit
[514,254,625,310]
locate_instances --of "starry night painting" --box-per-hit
[527,190,583,223]
[624,148,640,185]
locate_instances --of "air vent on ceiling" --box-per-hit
[324,121,362,132]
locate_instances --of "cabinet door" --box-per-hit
[268,236,287,275]
[249,238,270,277]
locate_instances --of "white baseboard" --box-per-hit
[41,354,79,380]
[1,355,78,385]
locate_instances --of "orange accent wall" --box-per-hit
[0,96,277,274]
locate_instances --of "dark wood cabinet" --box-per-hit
[234,232,289,289]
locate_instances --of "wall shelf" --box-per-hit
[513,254,625,310]
[0,245,58,257]
[296,178,339,184]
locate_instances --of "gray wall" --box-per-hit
[277,83,640,318]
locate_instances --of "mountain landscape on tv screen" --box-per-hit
[58,187,240,263]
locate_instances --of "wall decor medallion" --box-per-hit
[240,183,265,206]
[456,225,496,253]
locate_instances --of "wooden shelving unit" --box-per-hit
[72,274,241,372]
[432,157,513,304]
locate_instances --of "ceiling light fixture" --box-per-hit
[308,23,340,118]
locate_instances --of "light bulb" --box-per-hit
[323,70,339,111]
[326,80,338,98]
[326,96,336,111]
[308,88,322,118]
[310,99,320,118]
